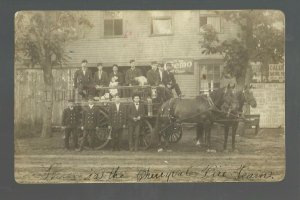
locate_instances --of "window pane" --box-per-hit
[214,65,220,81]
[207,16,221,32]
[114,19,123,35]
[200,17,207,27]
[152,19,172,35]
[104,19,114,36]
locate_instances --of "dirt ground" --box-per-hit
[14,125,285,183]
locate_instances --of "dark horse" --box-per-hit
[216,85,257,152]
[151,85,237,152]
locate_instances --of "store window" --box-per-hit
[104,19,123,36]
[199,64,221,93]
[199,16,221,33]
[151,17,173,35]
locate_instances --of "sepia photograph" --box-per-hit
[14,10,285,183]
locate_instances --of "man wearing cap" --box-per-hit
[77,97,99,151]
[74,59,93,99]
[93,63,109,97]
[128,94,145,151]
[165,63,183,98]
[125,59,142,86]
[108,95,126,151]
[61,99,80,150]
[146,61,160,86]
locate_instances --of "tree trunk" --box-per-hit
[41,62,54,138]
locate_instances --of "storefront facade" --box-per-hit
[65,10,239,97]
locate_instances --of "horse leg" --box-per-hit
[224,125,229,152]
[205,122,215,152]
[196,124,203,146]
[232,122,238,152]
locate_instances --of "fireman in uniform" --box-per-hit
[77,96,99,151]
[61,99,80,150]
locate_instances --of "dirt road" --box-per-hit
[14,127,285,183]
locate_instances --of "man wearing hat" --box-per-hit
[128,93,145,151]
[74,59,93,99]
[108,95,126,151]
[125,59,142,86]
[93,63,109,97]
[77,96,99,151]
[146,61,160,86]
[164,63,183,98]
[61,99,80,150]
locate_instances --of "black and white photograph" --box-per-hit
[14,10,285,183]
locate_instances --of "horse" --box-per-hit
[217,85,257,152]
[151,85,237,152]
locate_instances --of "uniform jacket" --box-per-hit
[108,103,127,129]
[93,70,109,86]
[164,71,177,86]
[125,68,142,85]
[62,107,81,128]
[128,102,146,124]
[82,106,99,130]
[146,69,160,86]
[74,69,93,88]
[109,72,124,85]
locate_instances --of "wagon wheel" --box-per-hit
[139,119,153,150]
[94,110,111,150]
[165,122,183,143]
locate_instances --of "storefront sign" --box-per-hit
[269,64,285,82]
[164,59,194,74]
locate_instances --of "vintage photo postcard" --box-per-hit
[14,10,285,183]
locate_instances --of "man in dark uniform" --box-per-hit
[157,63,170,101]
[93,63,109,97]
[61,99,80,150]
[128,93,145,151]
[77,97,99,151]
[125,59,142,86]
[74,59,93,99]
[164,63,183,98]
[108,95,126,151]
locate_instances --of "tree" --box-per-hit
[15,11,93,137]
[200,10,284,86]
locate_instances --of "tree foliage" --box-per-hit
[15,11,93,69]
[200,10,284,85]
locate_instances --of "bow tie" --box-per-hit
[135,104,139,106]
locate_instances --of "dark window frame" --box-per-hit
[103,18,124,38]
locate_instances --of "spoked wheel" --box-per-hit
[164,122,183,143]
[139,119,153,150]
[94,110,111,150]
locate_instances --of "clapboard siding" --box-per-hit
[65,11,238,66]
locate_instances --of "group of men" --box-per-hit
[62,58,184,152]
[62,93,145,152]
[73,59,183,100]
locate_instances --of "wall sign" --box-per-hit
[269,63,285,82]
[164,59,194,74]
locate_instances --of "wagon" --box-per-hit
[72,85,183,150]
